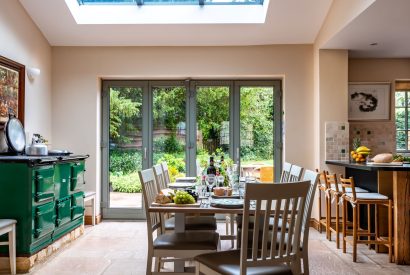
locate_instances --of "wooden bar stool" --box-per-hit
[340,175,393,262]
[326,173,368,249]
[316,170,329,236]
[0,219,16,275]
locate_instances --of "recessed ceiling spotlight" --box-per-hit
[370,42,378,46]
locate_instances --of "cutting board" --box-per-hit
[367,162,403,166]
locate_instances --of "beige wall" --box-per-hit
[349,58,410,121]
[51,45,315,214]
[0,0,52,140]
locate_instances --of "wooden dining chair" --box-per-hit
[161,162,171,186]
[315,169,328,236]
[0,219,16,275]
[288,164,304,182]
[280,162,292,182]
[139,168,220,275]
[299,169,319,275]
[195,181,311,275]
[153,164,168,191]
[339,175,393,263]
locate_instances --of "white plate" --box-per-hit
[168,182,196,188]
[367,162,403,166]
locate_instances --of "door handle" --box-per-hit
[144,147,147,160]
[236,147,240,162]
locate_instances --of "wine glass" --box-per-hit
[205,174,215,199]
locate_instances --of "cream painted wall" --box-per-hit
[349,58,410,121]
[51,45,315,215]
[311,49,349,221]
[0,0,52,140]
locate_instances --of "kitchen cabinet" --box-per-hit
[0,155,88,256]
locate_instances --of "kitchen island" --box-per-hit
[326,160,410,265]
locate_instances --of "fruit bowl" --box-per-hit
[350,146,371,163]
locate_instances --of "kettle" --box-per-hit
[26,134,48,156]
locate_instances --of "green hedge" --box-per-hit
[110,171,141,193]
[110,149,141,174]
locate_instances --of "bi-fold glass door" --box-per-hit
[102,80,281,219]
[101,80,188,219]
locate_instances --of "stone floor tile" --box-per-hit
[27,221,410,275]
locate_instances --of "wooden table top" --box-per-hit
[148,204,243,214]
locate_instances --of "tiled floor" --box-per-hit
[29,221,410,275]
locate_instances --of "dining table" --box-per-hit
[148,200,243,272]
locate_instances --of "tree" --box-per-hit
[110,89,140,143]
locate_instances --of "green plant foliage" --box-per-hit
[154,135,184,154]
[110,172,141,193]
[110,149,141,174]
[110,88,142,143]
[157,154,185,172]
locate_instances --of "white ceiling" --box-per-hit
[18,0,410,58]
[324,0,410,58]
[19,0,333,46]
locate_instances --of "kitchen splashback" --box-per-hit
[349,122,396,155]
[325,121,349,161]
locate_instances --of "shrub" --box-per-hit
[110,171,141,193]
[154,135,184,154]
[157,153,185,173]
[110,149,141,174]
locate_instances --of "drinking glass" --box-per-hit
[205,174,215,198]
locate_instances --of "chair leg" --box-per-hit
[318,189,322,233]
[367,204,371,250]
[154,257,160,272]
[326,196,331,240]
[353,205,358,262]
[9,225,16,275]
[375,204,379,252]
[342,200,347,253]
[388,200,393,263]
[302,250,309,275]
[146,250,153,275]
[230,214,235,248]
[336,197,340,249]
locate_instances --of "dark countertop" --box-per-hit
[326,160,410,171]
[0,154,89,165]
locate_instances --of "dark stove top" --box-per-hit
[0,154,89,164]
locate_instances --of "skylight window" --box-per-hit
[77,0,264,5]
[67,0,268,24]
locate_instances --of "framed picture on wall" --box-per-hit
[348,82,391,121]
[0,55,25,128]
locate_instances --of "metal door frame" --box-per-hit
[101,80,149,219]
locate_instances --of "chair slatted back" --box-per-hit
[139,169,162,243]
[280,162,292,182]
[153,164,167,191]
[161,162,171,185]
[326,173,339,192]
[301,170,319,246]
[288,164,304,182]
[240,181,310,274]
[339,175,357,200]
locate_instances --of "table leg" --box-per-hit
[174,213,185,272]
[393,171,410,264]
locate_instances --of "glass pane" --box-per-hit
[395,91,406,107]
[109,87,143,208]
[80,0,136,4]
[397,130,406,150]
[240,87,274,181]
[396,107,405,130]
[196,86,230,177]
[153,86,186,181]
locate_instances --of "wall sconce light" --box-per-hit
[27,67,41,81]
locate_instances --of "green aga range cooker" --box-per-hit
[0,155,88,256]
